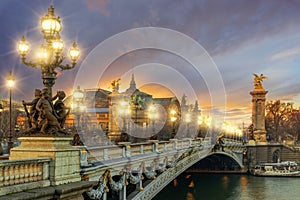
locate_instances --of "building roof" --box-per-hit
[64,88,111,108]
[86,108,109,113]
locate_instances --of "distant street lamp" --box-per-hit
[131,94,145,126]
[0,103,2,154]
[7,70,15,153]
[222,122,229,138]
[185,113,191,136]
[119,101,130,132]
[198,115,203,137]
[148,104,159,136]
[202,116,212,139]
[17,5,80,98]
[72,86,85,129]
[198,115,203,125]
[205,116,212,127]
[170,109,177,138]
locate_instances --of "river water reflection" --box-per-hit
[153,173,300,200]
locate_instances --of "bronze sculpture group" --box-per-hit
[22,88,70,135]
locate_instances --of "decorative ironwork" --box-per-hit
[86,170,110,199]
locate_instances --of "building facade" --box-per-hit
[64,75,202,143]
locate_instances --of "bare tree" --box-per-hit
[285,109,300,142]
[265,100,293,142]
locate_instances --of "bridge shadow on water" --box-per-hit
[153,153,246,200]
[153,173,249,200]
[188,154,243,172]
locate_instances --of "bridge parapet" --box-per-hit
[0,158,51,196]
[85,138,204,164]
[82,138,206,199]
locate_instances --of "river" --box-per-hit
[153,173,300,200]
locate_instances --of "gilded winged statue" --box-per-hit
[111,78,121,92]
[252,73,267,89]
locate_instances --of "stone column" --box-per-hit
[250,89,268,142]
[119,182,126,200]
[108,94,115,133]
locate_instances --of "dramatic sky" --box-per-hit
[1,0,300,126]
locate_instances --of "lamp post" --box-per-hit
[72,86,85,130]
[201,116,212,139]
[7,70,15,153]
[0,103,3,141]
[185,113,191,137]
[198,115,203,137]
[148,104,158,137]
[170,109,177,139]
[131,94,144,126]
[17,5,80,98]
[119,101,130,132]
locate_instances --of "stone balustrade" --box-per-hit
[223,138,245,151]
[86,138,204,163]
[0,158,51,196]
[130,142,153,155]
[87,145,124,161]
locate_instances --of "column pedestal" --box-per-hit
[250,89,268,143]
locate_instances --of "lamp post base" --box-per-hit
[7,141,13,154]
[9,137,81,186]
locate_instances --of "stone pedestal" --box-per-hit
[9,137,81,186]
[253,130,267,142]
[250,89,268,142]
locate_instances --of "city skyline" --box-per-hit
[1,0,300,126]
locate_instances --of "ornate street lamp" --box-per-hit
[6,70,15,153]
[17,5,80,98]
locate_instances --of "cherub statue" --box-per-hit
[111,78,121,92]
[36,88,62,134]
[252,73,268,89]
[53,91,70,128]
[22,89,42,129]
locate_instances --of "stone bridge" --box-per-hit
[81,138,245,200]
[0,137,245,200]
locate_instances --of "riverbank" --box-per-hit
[186,169,248,174]
[153,173,300,200]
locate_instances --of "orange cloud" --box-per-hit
[86,0,110,16]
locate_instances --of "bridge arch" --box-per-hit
[188,152,243,172]
[131,148,244,200]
